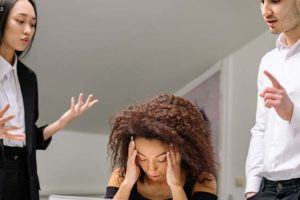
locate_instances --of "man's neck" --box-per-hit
[283,24,300,48]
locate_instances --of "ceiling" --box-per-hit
[23,0,266,134]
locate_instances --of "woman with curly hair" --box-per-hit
[105,94,217,200]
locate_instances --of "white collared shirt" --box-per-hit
[0,55,26,147]
[245,34,300,193]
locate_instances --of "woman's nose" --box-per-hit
[23,24,34,36]
[148,161,157,173]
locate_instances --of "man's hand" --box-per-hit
[245,192,256,199]
[260,70,294,121]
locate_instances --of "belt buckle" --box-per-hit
[276,182,283,193]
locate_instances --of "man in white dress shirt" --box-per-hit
[245,0,300,199]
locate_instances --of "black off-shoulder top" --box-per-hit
[105,180,217,200]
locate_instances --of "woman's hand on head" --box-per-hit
[59,93,98,127]
[107,140,140,200]
[166,144,182,189]
[123,138,140,186]
[0,104,25,141]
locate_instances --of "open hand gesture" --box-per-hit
[0,104,25,141]
[59,93,98,126]
[261,70,294,121]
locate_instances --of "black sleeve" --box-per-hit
[193,192,217,200]
[35,124,51,150]
[105,186,119,199]
[33,73,51,150]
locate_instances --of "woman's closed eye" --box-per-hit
[137,155,146,162]
[15,19,24,24]
[157,154,167,163]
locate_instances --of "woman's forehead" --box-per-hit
[135,138,168,155]
[10,0,36,19]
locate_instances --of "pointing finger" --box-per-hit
[264,70,282,89]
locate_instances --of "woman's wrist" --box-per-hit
[112,180,135,200]
[170,185,187,200]
[120,179,135,189]
[58,116,71,128]
[169,184,184,193]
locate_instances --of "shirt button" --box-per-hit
[13,155,18,160]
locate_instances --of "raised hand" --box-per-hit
[0,104,25,141]
[261,70,294,121]
[123,136,140,186]
[166,144,182,189]
[59,93,98,126]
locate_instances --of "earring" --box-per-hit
[0,6,3,12]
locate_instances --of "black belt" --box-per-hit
[3,146,26,161]
[262,177,300,193]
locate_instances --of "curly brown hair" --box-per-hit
[107,94,217,183]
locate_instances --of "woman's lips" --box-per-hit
[149,174,160,179]
[21,38,30,45]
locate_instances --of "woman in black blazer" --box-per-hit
[0,0,98,200]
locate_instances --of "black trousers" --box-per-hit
[248,178,300,200]
[1,146,30,200]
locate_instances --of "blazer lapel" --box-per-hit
[17,63,33,154]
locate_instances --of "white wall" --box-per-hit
[176,31,277,199]
[220,31,276,199]
[37,130,110,197]
[36,31,278,199]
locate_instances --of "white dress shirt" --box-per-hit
[245,34,300,193]
[0,55,26,147]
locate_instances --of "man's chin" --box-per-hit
[269,28,281,35]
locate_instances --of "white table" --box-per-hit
[49,195,108,200]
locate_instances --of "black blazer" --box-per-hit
[0,61,52,200]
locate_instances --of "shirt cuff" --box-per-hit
[245,176,262,194]
[290,103,300,130]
